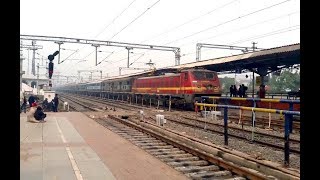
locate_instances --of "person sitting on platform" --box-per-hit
[27,103,39,123]
[34,106,47,122]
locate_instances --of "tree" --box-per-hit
[219,77,235,93]
[244,68,300,94]
[266,69,300,93]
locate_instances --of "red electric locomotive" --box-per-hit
[132,69,221,109]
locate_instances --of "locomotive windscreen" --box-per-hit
[193,71,216,80]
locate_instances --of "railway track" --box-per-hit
[152,116,300,154]
[61,93,300,132]
[60,93,300,179]
[60,96,101,111]
[59,93,301,145]
[61,93,300,153]
[95,116,247,179]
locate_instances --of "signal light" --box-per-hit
[49,62,54,79]
[48,55,54,61]
[48,51,59,61]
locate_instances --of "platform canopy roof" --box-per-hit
[164,43,300,73]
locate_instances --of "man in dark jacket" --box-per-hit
[28,95,35,108]
[34,106,47,122]
[53,94,59,112]
[42,98,49,111]
[20,96,27,113]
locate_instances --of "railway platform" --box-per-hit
[20,112,187,180]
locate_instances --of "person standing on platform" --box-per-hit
[42,98,49,111]
[229,85,233,97]
[233,85,237,97]
[259,85,266,98]
[53,94,59,112]
[20,96,27,113]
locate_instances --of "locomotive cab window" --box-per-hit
[193,71,216,80]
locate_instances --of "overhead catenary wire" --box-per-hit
[91,0,237,68]
[58,0,139,75]
[127,10,300,63]
[95,0,137,38]
[68,0,164,74]
[109,0,161,40]
[139,0,239,44]
[100,1,297,75]
[51,0,298,79]
[164,0,292,45]
[177,11,300,48]
[180,25,300,59]
[61,0,161,77]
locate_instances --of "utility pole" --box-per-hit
[31,41,40,76]
[55,41,63,64]
[126,47,133,68]
[251,42,257,98]
[45,61,48,78]
[20,50,25,91]
[20,41,43,75]
[37,63,39,95]
[27,49,30,75]
[92,44,100,66]
[252,42,257,52]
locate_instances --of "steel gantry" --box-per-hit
[20,35,181,66]
[77,70,103,82]
[195,43,264,61]
[20,41,43,75]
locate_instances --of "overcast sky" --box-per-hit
[20,0,300,82]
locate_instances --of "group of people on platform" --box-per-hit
[20,94,59,123]
[229,84,248,97]
[229,84,266,98]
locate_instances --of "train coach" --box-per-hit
[58,68,221,109]
[132,69,221,109]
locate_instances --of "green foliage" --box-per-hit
[219,77,235,93]
[267,69,300,93]
[246,69,300,93]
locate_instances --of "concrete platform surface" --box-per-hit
[20,112,187,180]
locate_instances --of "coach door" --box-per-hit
[181,72,188,94]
